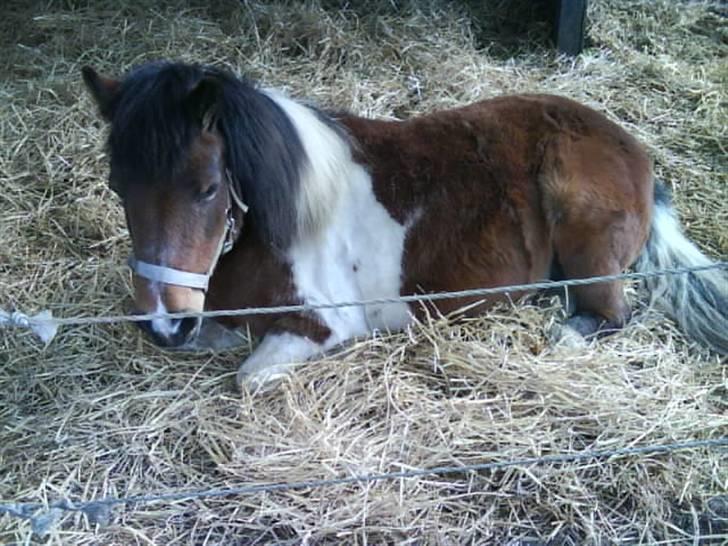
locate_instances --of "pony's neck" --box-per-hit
[262,90,354,240]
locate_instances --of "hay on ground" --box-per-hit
[1,1,726,544]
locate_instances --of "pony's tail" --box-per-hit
[634,182,728,355]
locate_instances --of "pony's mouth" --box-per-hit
[136,314,202,348]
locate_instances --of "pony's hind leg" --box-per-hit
[552,217,643,342]
[562,278,630,338]
[542,129,652,343]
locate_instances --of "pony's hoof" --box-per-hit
[236,365,292,394]
[549,323,588,349]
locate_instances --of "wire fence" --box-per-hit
[2,261,727,536]
[1,437,726,535]
[2,262,726,331]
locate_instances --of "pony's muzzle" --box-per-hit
[137,315,202,348]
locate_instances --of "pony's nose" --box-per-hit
[137,315,201,347]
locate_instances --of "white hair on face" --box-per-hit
[262,89,353,238]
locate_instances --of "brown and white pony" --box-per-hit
[82,62,727,389]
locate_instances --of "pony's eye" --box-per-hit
[198,183,219,202]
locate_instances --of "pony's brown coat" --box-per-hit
[83,60,728,367]
[354,95,652,325]
[206,95,652,336]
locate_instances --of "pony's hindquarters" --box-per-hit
[635,183,728,355]
[540,118,653,334]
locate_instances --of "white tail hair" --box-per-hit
[634,183,727,355]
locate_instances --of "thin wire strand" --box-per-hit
[1,266,726,530]
[1,437,725,521]
[19,262,728,327]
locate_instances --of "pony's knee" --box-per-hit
[235,330,324,392]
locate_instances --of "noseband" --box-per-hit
[127,170,249,291]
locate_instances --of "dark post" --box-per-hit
[554,0,588,55]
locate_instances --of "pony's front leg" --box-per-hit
[236,331,328,392]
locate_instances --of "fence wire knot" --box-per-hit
[0,309,58,344]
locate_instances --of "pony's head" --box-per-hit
[83,62,306,347]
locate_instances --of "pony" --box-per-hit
[82,61,727,389]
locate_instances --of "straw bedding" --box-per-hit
[0,0,726,544]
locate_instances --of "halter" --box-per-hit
[127,170,249,291]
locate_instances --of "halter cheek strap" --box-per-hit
[127,172,248,292]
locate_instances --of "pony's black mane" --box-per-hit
[108,61,307,249]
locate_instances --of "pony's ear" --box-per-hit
[185,75,221,131]
[82,66,121,121]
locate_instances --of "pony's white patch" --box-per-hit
[237,332,326,391]
[287,161,413,344]
[139,241,181,339]
[234,92,413,384]
[149,296,181,338]
[263,89,351,237]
